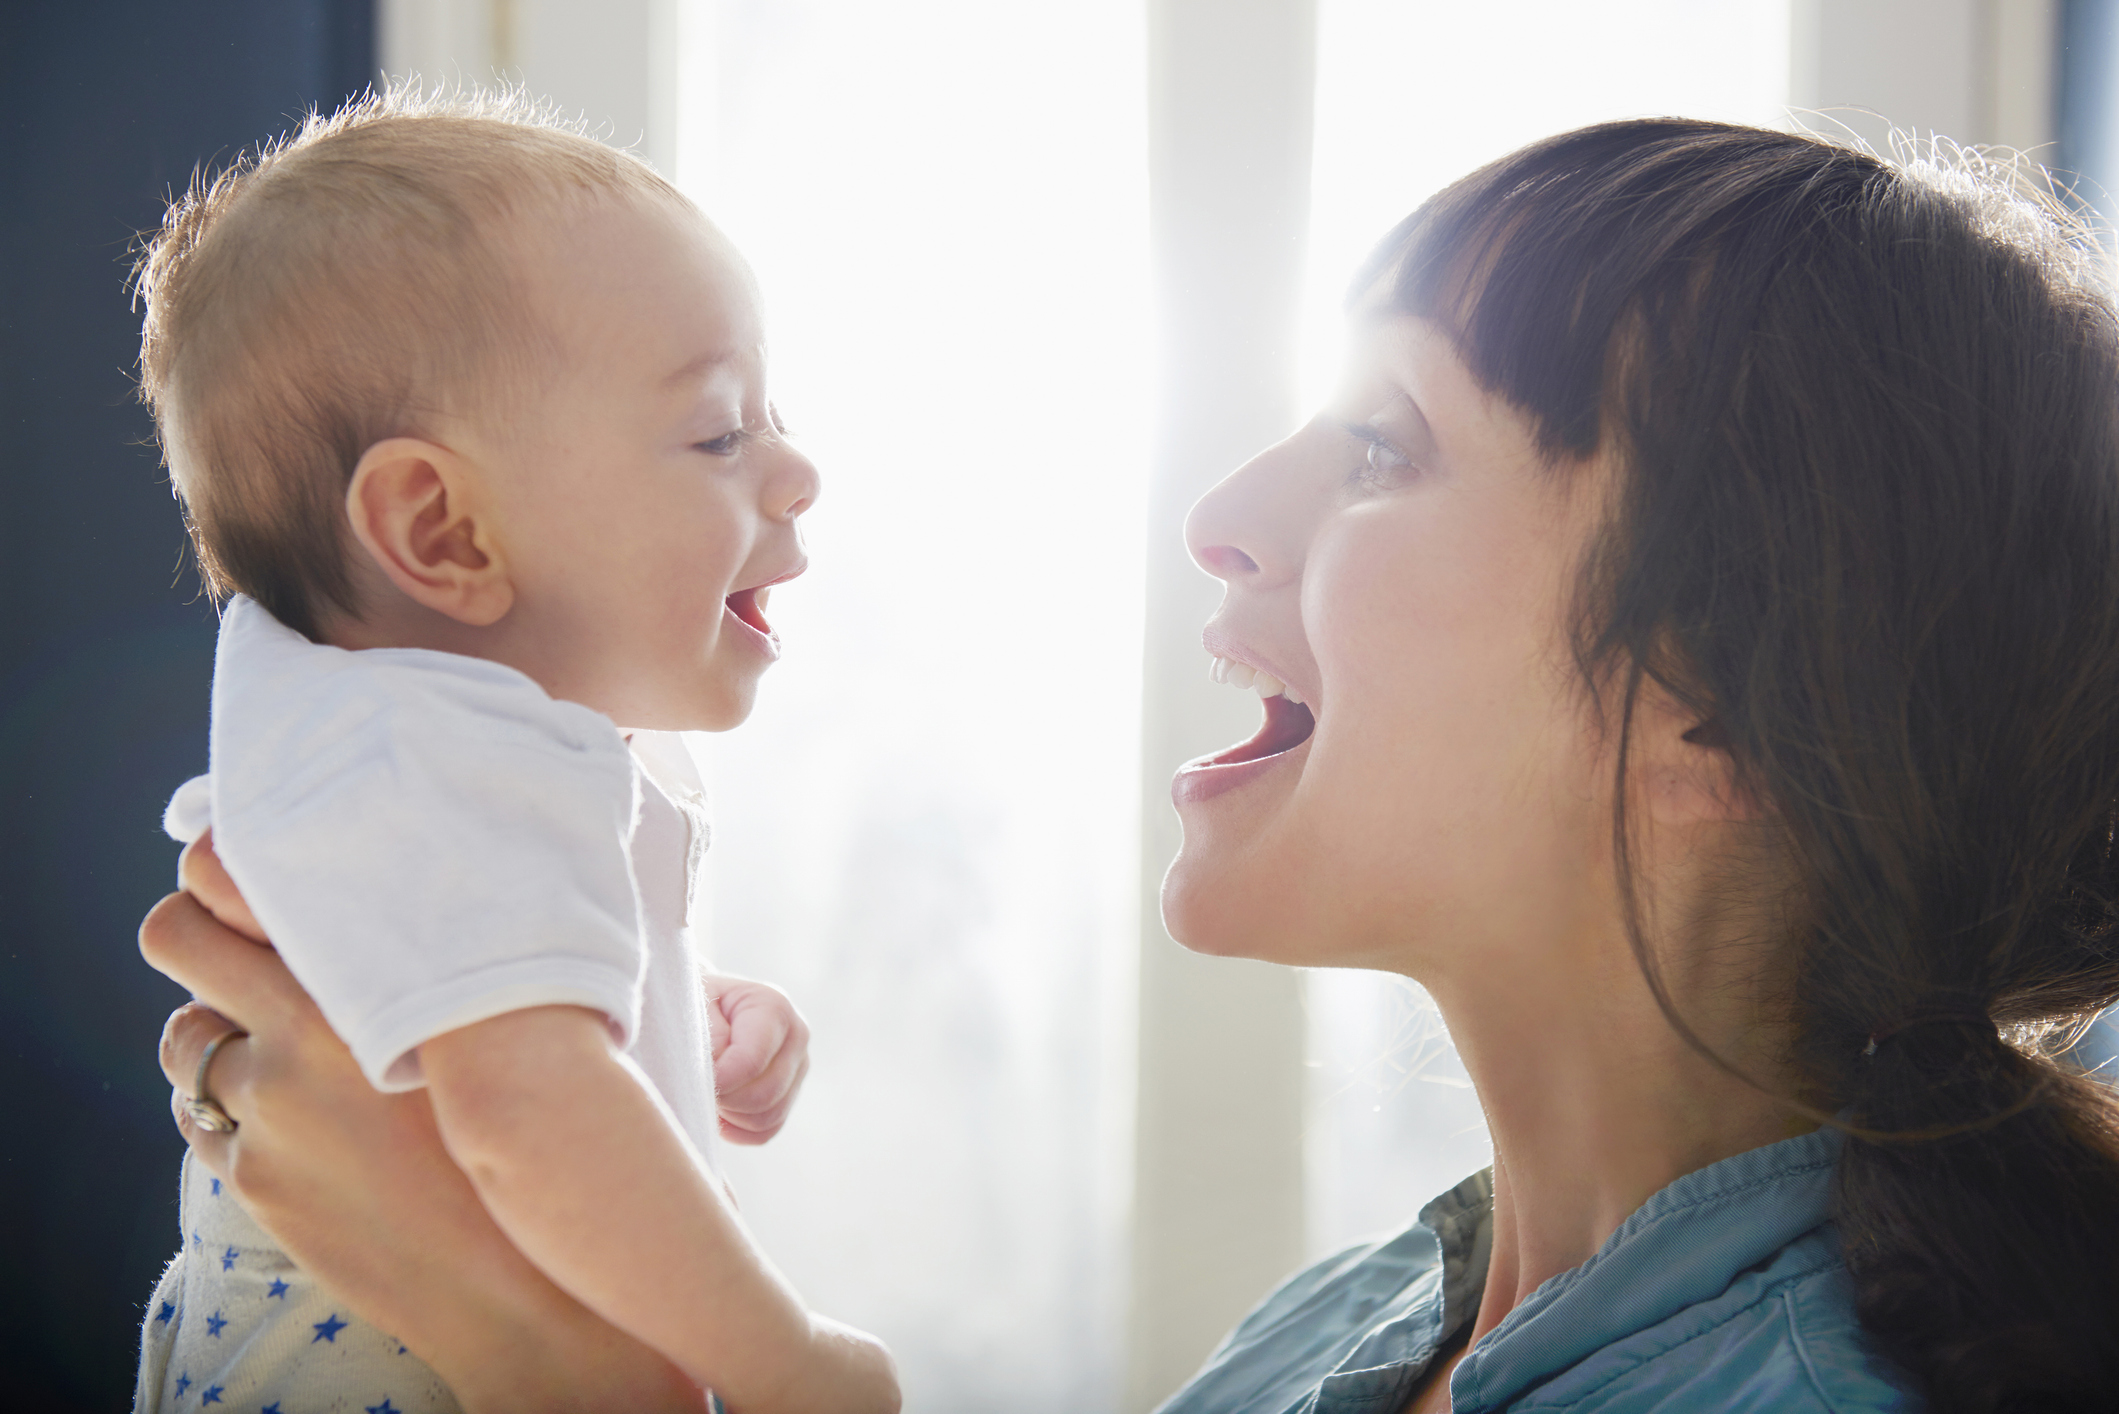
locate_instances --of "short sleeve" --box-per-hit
[164,774,212,844]
[206,616,648,1092]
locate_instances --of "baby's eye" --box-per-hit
[696,430,745,456]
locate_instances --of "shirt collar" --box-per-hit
[1299,1170,1493,1412]
[1423,1169,1494,1342]
[1453,1126,1843,1410]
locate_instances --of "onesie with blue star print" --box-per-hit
[135,1150,455,1412]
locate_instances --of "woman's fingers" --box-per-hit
[140,888,310,1029]
[177,831,269,944]
[161,1000,257,1177]
[160,1000,241,1094]
[170,1080,235,1181]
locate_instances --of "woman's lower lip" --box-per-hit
[723,602,781,660]
[1171,738,1308,807]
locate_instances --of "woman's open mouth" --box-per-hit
[1173,665,1317,806]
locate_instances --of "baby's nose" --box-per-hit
[770,444,820,521]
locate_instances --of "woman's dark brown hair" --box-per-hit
[1363,120,2119,1410]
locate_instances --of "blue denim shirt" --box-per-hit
[1158,1129,1922,1413]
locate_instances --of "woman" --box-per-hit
[144,120,2119,1412]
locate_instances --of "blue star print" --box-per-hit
[192,1229,202,1250]
[201,1385,224,1405]
[220,1245,239,1271]
[313,1312,349,1343]
[154,1300,176,1324]
[366,1400,401,1414]
[267,1277,290,1299]
[209,1177,221,1197]
[263,1404,282,1414]
[174,1372,191,1397]
[205,1310,228,1337]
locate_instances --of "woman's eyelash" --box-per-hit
[1343,423,1416,483]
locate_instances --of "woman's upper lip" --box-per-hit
[1200,624,1317,709]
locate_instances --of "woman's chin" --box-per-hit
[1160,846,1294,961]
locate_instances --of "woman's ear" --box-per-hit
[1640,695,1764,826]
[344,438,514,627]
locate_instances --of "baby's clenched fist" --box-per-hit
[703,974,811,1145]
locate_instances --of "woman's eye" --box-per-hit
[1366,439,1412,475]
[1346,425,1417,486]
[697,430,745,456]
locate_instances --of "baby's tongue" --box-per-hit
[728,587,771,634]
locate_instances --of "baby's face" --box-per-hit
[472,192,816,731]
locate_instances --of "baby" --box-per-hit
[129,89,897,1412]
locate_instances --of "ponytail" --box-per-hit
[1837,1033,2119,1409]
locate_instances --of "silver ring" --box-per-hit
[186,1027,248,1134]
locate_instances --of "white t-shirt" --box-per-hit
[163,595,721,1163]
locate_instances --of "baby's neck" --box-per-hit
[322,598,636,728]
[321,601,490,658]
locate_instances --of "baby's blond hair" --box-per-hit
[134,84,688,640]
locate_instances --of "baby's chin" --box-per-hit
[624,680,759,735]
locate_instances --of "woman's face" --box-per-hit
[1164,314,1620,982]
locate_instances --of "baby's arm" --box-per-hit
[421,1007,897,1412]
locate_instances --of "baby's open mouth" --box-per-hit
[727,586,772,636]
[1207,692,1317,766]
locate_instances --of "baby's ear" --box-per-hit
[344,438,514,627]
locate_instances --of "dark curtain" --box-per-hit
[0,3,374,1406]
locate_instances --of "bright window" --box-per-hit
[384,0,1806,1394]
[674,3,1147,1407]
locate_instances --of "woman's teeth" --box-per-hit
[1207,654,1304,705]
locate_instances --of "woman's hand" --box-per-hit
[703,973,812,1145]
[143,834,706,1413]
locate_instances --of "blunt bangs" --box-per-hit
[1351,119,1888,461]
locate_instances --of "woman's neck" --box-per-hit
[1427,927,1808,1346]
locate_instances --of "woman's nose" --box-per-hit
[1192,540,1261,579]
[1184,435,1304,586]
